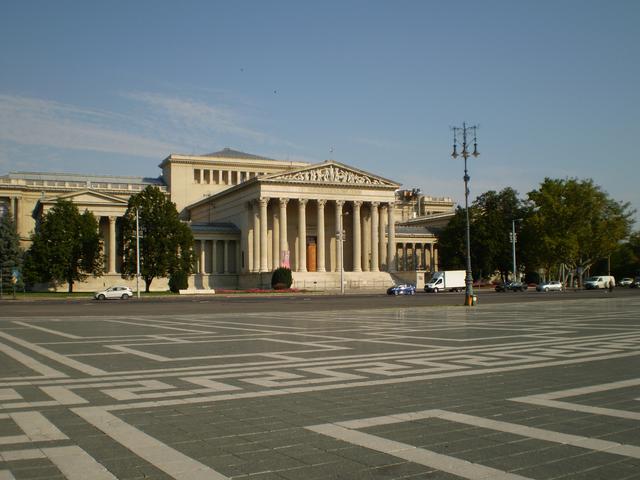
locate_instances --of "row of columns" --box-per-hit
[2,196,20,234]
[394,242,438,271]
[250,198,397,273]
[197,239,238,274]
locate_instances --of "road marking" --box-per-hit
[511,377,640,420]
[10,411,68,442]
[73,406,230,480]
[308,407,640,479]
[0,331,106,376]
[0,339,67,378]
[43,446,118,480]
[307,423,533,480]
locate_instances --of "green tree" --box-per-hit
[526,178,634,285]
[436,206,467,271]
[595,231,640,278]
[23,200,103,292]
[120,186,195,292]
[0,214,23,292]
[472,188,529,281]
[437,188,528,280]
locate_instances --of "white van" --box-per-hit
[584,275,615,289]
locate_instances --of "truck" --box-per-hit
[424,270,466,293]
[584,275,616,289]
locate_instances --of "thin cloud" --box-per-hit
[122,91,273,145]
[0,94,178,158]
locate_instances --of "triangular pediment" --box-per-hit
[41,189,129,206]
[262,161,399,188]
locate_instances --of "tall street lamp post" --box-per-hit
[136,207,141,299]
[511,218,522,282]
[451,123,479,306]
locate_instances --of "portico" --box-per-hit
[187,161,400,285]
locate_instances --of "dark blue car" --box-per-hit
[387,284,416,296]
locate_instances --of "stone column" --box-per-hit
[379,205,387,269]
[279,198,289,267]
[352,201,362,272]
[335,200,344,273]
[252,201,260,272]
[413,243,418,270]
[316,199,326,272]
[297,199,307,272]
[224,240,230,273]
[387,202,396,272]
[211,240,218,274]
[272,211,280,270]
[107,216,117,274]
[200,239,207,274]
[13,197,20,237]
[10,197,17,225]
[259,198,269,272]
[429,244,434,271]
[402,243,408,271]
[434,245,439,271]
[362,211,370,272]
[236,240,241,273]
[370,203,379,272]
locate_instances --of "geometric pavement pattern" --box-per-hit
[1,297,640,479]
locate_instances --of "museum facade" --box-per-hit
[0,148,453,291]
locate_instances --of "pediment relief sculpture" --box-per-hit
[277,165,387,186]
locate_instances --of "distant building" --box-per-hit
[1,148,455,291]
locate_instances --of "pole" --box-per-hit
[339,212,345,295]
[136,207,141,299]
[512,219,517,282]
[452,122,479,306]
[463,155,474,305]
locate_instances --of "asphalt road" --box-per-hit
[1,286,638,317]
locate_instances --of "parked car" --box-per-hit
[618,278,634,287]
[495,281,528,292]
[387,284,416,296]
[631,277,640,289]
[536,280,564,292]
[584,275,615,289]
[94,286,134,300]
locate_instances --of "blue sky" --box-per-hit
[1,1,638,222]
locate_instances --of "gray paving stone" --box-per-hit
[1,298,639,479]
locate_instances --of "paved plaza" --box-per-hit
[1,296,640,479]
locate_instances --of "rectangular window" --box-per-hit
[194,169,201,183]
[203,170,210,184]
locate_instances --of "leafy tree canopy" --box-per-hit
[23,199,103,292]
[437,188,528,280]
[526,178,634,281]
[120,186,195,292]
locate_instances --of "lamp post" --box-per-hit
[336,213,345,295]
[511,218,522,282]
[135,207,141,299]
[451,122,479,306]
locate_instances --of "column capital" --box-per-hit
[108,215,117,223]
[353,200,362,208]
[259,197,270,206]
[335,199,344,208]
[370,201,380,208]
[317,199,327,207]
[298,198,308,206]
[279,198,289,207]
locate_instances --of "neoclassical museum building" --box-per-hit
[0,148,454,291]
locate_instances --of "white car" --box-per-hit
[536,280,564,292]
[94,286,133,300]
